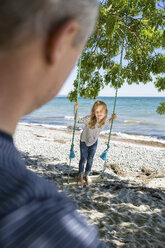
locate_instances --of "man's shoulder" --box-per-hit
[0,195,105,248]
[0,167,106,248]
[0,164,68,218]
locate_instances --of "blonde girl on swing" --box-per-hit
[74,100,117,187]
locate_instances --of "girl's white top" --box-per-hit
[78,116,110,146]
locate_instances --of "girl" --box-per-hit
[74,100,117,187]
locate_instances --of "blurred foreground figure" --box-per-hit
[0,1,106,247]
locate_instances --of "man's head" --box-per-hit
[0,0,98,51]
[0,0,98,134]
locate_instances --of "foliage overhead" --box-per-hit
[68,0,165,114]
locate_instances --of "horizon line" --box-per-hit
[57,95,165,97]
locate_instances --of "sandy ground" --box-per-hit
[14,123,165,248]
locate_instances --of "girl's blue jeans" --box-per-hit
[79,140,98,175]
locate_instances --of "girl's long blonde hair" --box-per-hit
[88,100,108,129]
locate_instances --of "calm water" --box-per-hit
[21,97,165,140]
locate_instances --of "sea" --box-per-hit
[20,96,165,142]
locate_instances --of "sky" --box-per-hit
[58,66,165,97]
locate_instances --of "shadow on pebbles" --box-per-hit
[23,153,165,248]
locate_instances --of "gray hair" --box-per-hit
[0,0,98,51]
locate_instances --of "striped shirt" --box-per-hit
[78,116,110,146]
[0,131,106,248]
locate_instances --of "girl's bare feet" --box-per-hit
[77,174,84,188]
[85,174,92,186]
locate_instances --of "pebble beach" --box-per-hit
[14,123,165,248]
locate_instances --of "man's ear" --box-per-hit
[45,19,79,64]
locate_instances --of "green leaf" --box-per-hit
[156,102,165,115]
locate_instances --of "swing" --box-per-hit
[63,0,131,186]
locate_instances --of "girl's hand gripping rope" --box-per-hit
[74,103,79,116]
[109,113,117,123]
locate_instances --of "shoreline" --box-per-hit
[100,134,165,148]
[19,122,165,147]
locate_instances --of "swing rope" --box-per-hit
[67,57,81,184]
[100,0,131,176]
[67,0,131,183]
